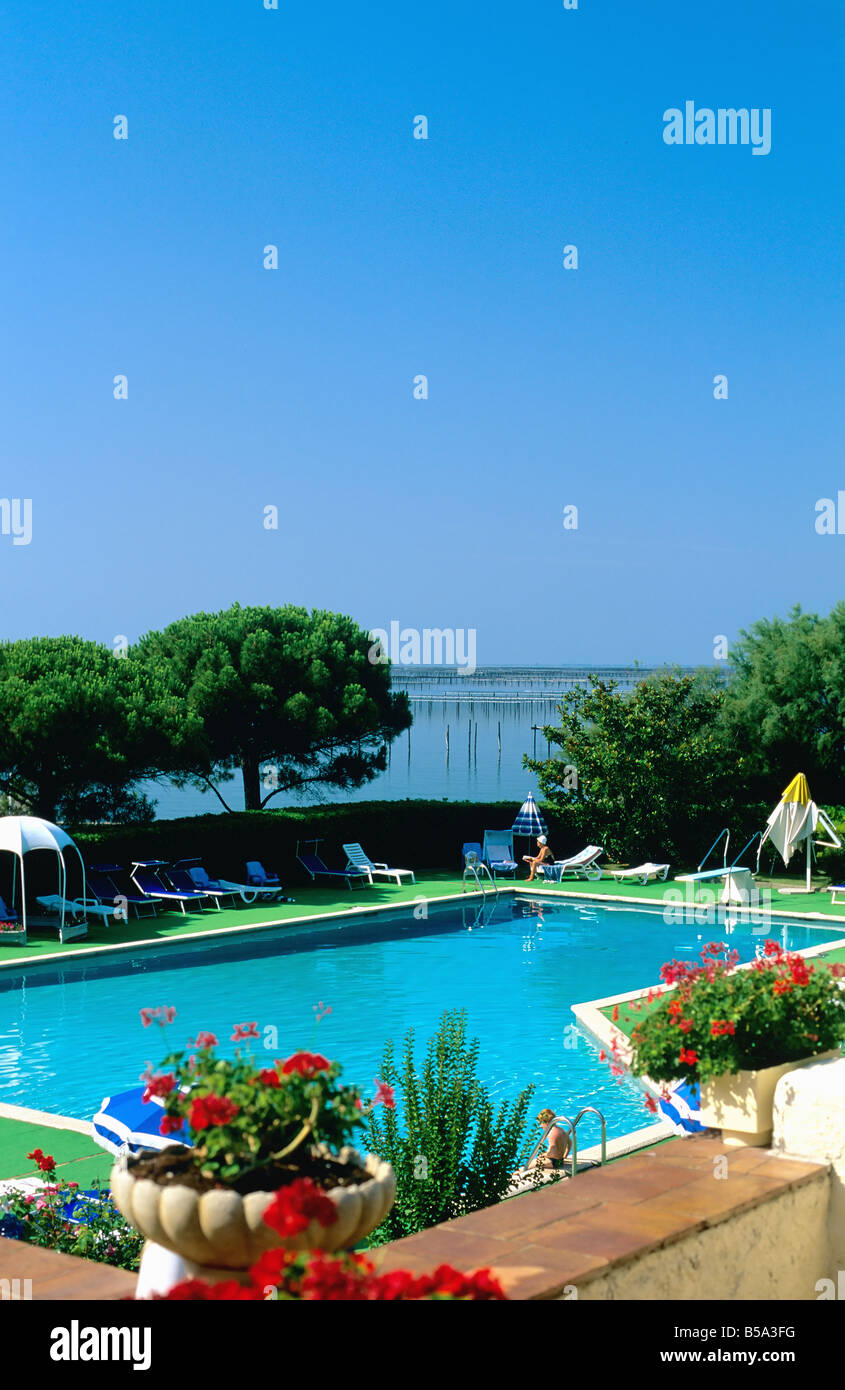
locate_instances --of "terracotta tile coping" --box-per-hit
[0,1239,136,1300]
[375,1136,829,1300]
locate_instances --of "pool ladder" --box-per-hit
[462,853,498,896]
[523,1105,607,1178]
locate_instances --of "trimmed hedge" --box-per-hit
[70,800,578,882]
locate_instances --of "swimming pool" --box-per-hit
[1,897,843,1144]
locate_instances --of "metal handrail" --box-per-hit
[728,829,762,870]
[698,827,730,873]
[462,856,498,896]
[522,1105,606,1179]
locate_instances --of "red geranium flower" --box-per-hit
[262,1179,338,1238]
[27,1148,56,1173]
[231,1022,260,1042]
[710,1019,735,1037]
[188,1032,218,1048]
[188,1095,240,1131]
[159,1114,184,1137]
[252,1068,281,1088]
[773,980,792,996]
[372,1079,396,1109]
[280,1051,331,1077]
[142,1072,177,1103]
[678,1047,698,1067]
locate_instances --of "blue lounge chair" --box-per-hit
[296,841,369,890]
[482,830,518,879]
[88,864,160,918]
[173,859,240,909]
[130,861,208,915]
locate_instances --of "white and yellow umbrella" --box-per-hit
[758,773,841,891]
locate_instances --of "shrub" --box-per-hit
[366,1009,535,1242]
[70,799,577,882]
[0,1151,143,1272]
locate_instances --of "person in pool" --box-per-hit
[534,1108,572,1171]
[523,834,554,881]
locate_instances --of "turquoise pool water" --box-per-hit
[1,898,843,1144]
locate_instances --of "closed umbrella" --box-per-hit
[758,773,841,892]
[512,792,547,839]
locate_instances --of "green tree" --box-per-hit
[366,1010,535,1242]
[137,603,411,811]
[0,637,185,822]
[525,670,752,865]
[720,603,845,802]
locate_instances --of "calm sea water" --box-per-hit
[142,696,563,818]
[1,897,840,1140]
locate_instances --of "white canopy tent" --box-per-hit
[757,773,841,892]
[0,815,87,936]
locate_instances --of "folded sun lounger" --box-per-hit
[342,843,415,887]
[297,841,369,890]
[611,862,671,884]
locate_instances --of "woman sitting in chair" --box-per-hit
[522,835,554,882]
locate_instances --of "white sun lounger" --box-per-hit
[611,863,670,884]
[342,843,416,887]
[537,845,603,882]
[36,894,126,925]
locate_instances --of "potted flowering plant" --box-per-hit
[149,1180,506,1300]
[0,919,26,945]
[626,941,845,1146]
[110,1010,395,1276]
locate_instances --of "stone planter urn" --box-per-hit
[699,1050,839,1147]
[110,1145,395,1278]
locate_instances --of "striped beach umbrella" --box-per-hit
[92,1087,191,1158]
[512,793,547,838]
[658,1080,705,1135]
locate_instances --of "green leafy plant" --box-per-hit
[366,1009,535,1242]
[0,1151,144,1272]
[146,1014,365,1185]
[627,941,845,1086]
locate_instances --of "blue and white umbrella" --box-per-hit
[658,1080,705,1135]
[512,792,547,838]
[92,1087,191,1157]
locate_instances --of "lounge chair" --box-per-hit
[342,843,415,887]
[245,861,282,894]
[172,860,240,909]
[296,841,369,890]
[130,861,208,915]
[611,862,670,885]
[188,860,292,906]
[0,896,19,924]
[482,830,518,879]
[827,884,845,906]
[87,864,160,918]
[35,894,124,927]
[462,842,483,869]
[537,845,604,882]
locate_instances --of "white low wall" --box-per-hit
[772,1053,845,1272]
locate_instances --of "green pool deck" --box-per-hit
[0,1112,113,1185]
[3,869,845,971]
[0,874,470,968]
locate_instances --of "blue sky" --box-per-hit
[1,0,841,666]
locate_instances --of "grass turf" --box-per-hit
[0,1117,113,1184]
[0,873,470,965]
